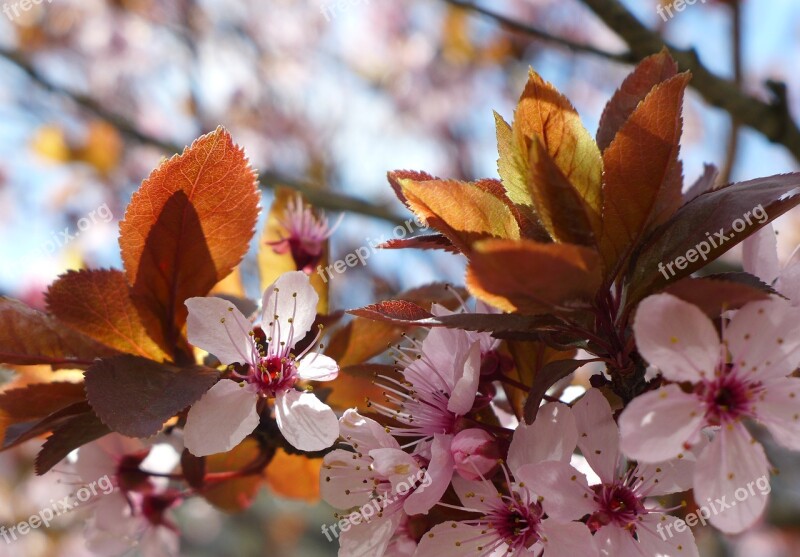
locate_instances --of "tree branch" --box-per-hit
[0,48,405,224]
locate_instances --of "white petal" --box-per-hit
[183,379,259,457]
[572,388,619,483]
[447,342,481,416]
[261,271,318,348]
[369,447,422,490]
[76,434,146,484]
[776,261,800,303]
[633,294,720,383]
[636,453,696,496]
[754,377,800,450]
[321,449,375,509]
[516,461,595,521]
[297,353,339,382]
[726,298,800,381]
[450,475,501,513]
[414,521,503,557]
[339,408,399,450]
[742,224,780,285]
[508,402,577,476]
[540,519,598,557]
[618,385,705,463]
[595,524,641,557]
[338,511,402,557]
[635,513,699,557]
[185,297,255,366]
[693,422,770,534]
[275,389,339,451]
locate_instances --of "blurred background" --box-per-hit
[1,0,800,555]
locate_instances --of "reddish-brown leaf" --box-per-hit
[379,234,458,253]
[35,409,110,475]
[0,382,87,447]
[46,269,169,361]
[600,73,690,278]
[349,300,434,324]
[523,359,587,423]
[0,297,117,368]
[504,340,576,420]
[203,438,266,512]
[466,239,602,315]
[119,127,260,359]
[597,49,679,151]
[663,273,774,318]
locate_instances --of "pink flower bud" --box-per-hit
[451,428,500,481]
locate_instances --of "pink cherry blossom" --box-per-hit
[451,428,501,481]
[183,271,339,456]
[520,389,699,557]
[743,224,800,303]
[620,294,800,533]
[414,402,599,557]
[267,193,342,273]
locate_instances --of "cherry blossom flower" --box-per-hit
[521,389,699,557]
[414,402,599,557]
[267,193,342,273]
[619,294,800,533]
[743,223,800,303]
[320,409,441,557]
[183,271,340,456]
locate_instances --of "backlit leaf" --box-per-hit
[35,409,110,475]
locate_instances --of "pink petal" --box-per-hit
[275,389,339,451]
[404,434,455,515]
[450,475,500,513]
[297,353,339,382]
[321,448,375,509]
[338,511,403,557]
[595,524,641,557]
[261,271,319,348]
[776,261,800,304]
[572,388,619,483]
[633,294,720,383]
[540,519,599,557]
[635,513,699,557]
[369,447,422,490]
[447,341,481,416]
[516,461,595,521]
[76,434,146,484]
[618,384,705,463]
[694,422,770,534]
[726,299,800,381]
[185,297,255,366]
[636,454,696,497]
[184,379,259,456]
[339,408,399,450]
[508,402,577,476]
[754,377,800,450]
[742,224,780,285]
[414,521,498,557]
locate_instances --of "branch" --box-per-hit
[0,48,405,224]
[578,0,800,162]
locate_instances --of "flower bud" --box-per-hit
[451,428,500,481]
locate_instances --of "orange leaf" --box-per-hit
[46,269,169,361]
[119,127,260,359]
[325,318,402,368]
[600,73,690,277]
[203,438,266,512]
[466,239,601,314]
[503,341,576,419]
[264,449,322,502]
[398,178,520,252]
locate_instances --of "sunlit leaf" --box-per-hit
[264,449,323,502]
[203,438,267,512]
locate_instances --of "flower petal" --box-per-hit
[369,447,422,490]
[185,297,255,366]
[321,448,375,510]
[414,521,501,557]
[516,461,595,521]
[447,341,481,416]
[508,402,577,476]
[297,353,339,382]
[633,294,720,383]
[261,271,319,348]
[572,388,619,483]
[742,224,780,285]
[450,475,501,513]
[754,377,800,450]
[726,298,800,381]
[693,422,770,534]
[595,524,641,557]
[184,379,259,457]
[404,434,455,516]
[76,434,147,484]
[635,513,699,557]
[339,408,399,450]
[275,389,339,451]
[541,519,598,557]
[618,384,705,463]
[636,453,696,497]
[337,510,403,557]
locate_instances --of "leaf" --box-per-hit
[626,173,800,305]
[504,340,576,419]
[180,449,207,489]
[35,409,110,474]
[501,70,603,238]
[264,449,323,502]
[600,73,690,278]
[46,269,169,361]
[85,355,219,438]
[0,297,117,368]
[523,359,587,423]
[397,178,520,252]
[258,187,329,314]
[597,49,679,151]
[387,170,437,207]
[466,239,602,314]
[324,364,401,413]
[684,164,719,203]
[663,272,775,317]
[379,234,459,253]
[119,127,260,359]
[203,438,267,512]
[0,382,87,447]
[349,300,434,324]
[325,318,403,367]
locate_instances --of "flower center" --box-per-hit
[250,355,297,396]
[489,496,543,550]
[702,372,757,425]
[588,484,644,532]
